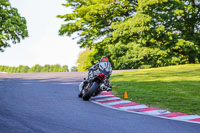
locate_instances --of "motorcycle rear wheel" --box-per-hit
[82,82,99,101]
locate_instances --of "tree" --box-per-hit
[42,64,50,72]
[53,64,61,72]
[0,0,28,52]
[57,0,137,48]
[28,64,42,72]
[22,65,29,73]
[59,0,200,69]
[62,65,69,72]
[111,0,200,67]
[17,65,29,73]
[76,49,93,71]
[71,66,78,72]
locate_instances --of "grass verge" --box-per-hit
[111,64,200,115]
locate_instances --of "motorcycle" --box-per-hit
[78,62,112,101]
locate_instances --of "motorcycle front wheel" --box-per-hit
[82,82,99,101]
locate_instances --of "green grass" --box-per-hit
[111,64,200,115]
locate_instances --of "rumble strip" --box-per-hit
[90,91,200,124]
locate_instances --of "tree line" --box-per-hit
[1,0,199,71]
[0,64,70,73]
[58,0,200,71]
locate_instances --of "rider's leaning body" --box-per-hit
[79,57,112,98]
[87,57,112,80]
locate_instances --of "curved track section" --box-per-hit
[0,72,199,133]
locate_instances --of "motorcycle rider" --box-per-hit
[79,57,112,97]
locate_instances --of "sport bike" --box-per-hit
[78,62,112,101]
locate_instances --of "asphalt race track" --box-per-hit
[0,72,200,133]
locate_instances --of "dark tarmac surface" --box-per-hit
[0,72,199,133]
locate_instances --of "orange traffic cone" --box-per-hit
[124,91,128,99]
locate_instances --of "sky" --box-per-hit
[0,0,82,69]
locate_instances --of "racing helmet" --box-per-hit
[100,56,109,62]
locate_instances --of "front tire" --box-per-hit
[82,82,99,101]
